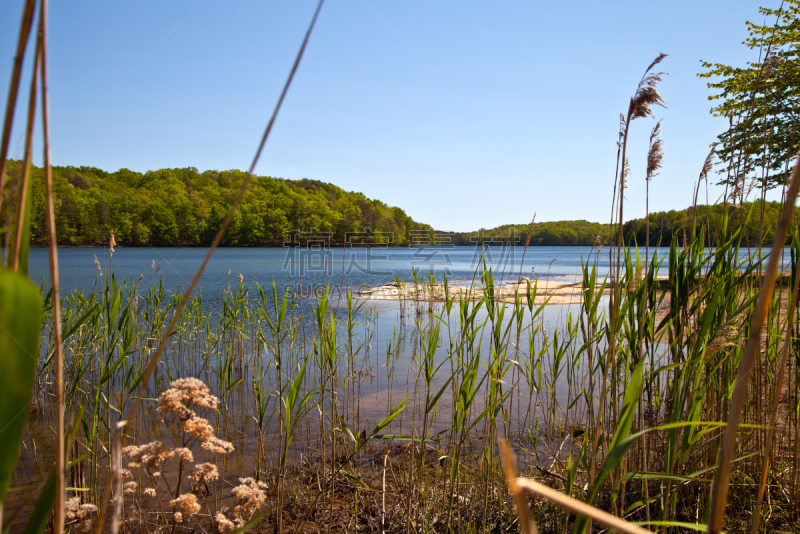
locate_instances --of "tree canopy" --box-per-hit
[699,1,800,193]
[1,161,430,247]
[452,220,608,247]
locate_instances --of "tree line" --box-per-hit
[1,161,430,247]
[2,160,792,249]
[453,202,799,247]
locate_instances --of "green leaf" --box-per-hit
[632,521,714,532]
[369,397,409,437]
[621,471,710,484]
[426,374,453,414]
[371,435,436,442]
[340,470,371,488]
[0,267,43,504]
[574,356,644,534]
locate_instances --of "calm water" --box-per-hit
[29,245,671,303]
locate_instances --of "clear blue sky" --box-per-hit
[0,0,780,231]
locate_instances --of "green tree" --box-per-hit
[699,1,800,192]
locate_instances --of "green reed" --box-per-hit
[3,214,800,534]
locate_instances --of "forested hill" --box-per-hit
[453,202,800,247]
[621,201,800,247]
[3,161,430,246]
[4,160,793,248]
[452,220,608,246]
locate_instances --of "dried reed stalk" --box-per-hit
[708,148,800,534]
[498,440,536,534]
[750,224,800,534]
[0,0,36,218]
[38,0,65,532]
[499,440,649,534]
[9,21,41,271]
[513,478,651,534]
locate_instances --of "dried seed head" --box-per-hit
[238,272,243,284]
[109,232,116,257]
[93,254,102,272]
[621,158,631,189]
[190,462,219,486]
[201,436,235,455]
[65,497,97,534]
[170,493,201,518]
[630,53,668,121]
[230,477,269,519]
[173,447,194,463]
[123,441,174,469]
[699,147,714,183]
[182,416,215,441]
[646,120,664,181]
[157,377,219,421]
[123,481,138,495]
[216,513,237,534]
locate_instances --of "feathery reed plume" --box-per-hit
[109,232,116,259]
[645,120,663,263]
[708,148,800,534]
[646,121,664,181]
[619,113,626,141]
[764,52,783,75]
[699,147,714,183]
[692,147,714,231]
[605,56,667,528]
[630,53,668,120]
[621,158,630,190]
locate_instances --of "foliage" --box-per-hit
[622,201,800,246]
[452,220,609,247]
[0,267,42,504]
[0,160,430,247]
[454,201,799,248]
[699,1,800,191]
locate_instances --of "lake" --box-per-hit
[29,245,671,306]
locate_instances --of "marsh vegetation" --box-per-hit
[3,1,800,533]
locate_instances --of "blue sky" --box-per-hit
[0,0,779,231]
